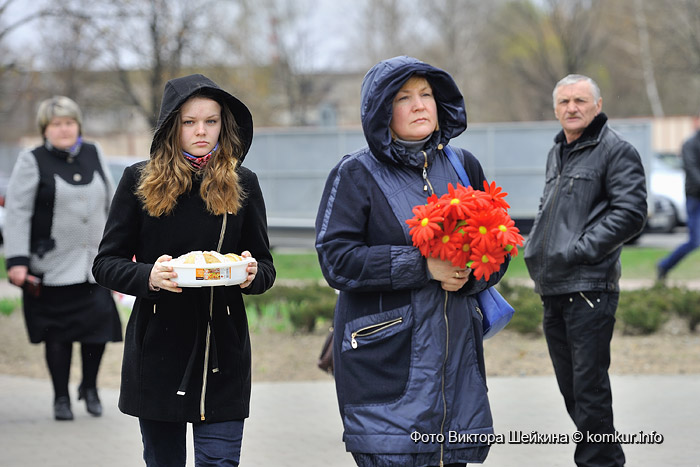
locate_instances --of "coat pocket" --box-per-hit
[340,306,413,405]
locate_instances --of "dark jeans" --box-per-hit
[659,195,700,273]
[139,418,244,466]
[542,292,625,467]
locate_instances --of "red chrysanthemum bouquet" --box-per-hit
[406,181,524,281]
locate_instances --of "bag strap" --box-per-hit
[444,145,470,187]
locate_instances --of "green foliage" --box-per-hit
[0,298,20,316]
[242,278,700,337]
[666,286,700,332]
[502,248,700,282]
[501,254,529,280]
[497,280,542,335]
[246,302,293,333]
[619,248,700,280]
[618,285,671,335]
[272,253,324,281]
[244,282,336,333]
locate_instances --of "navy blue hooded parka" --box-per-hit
[315,56,507,465]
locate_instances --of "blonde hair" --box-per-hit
[137,97,247,217]
[390,75,439,139]
[403,75,430,89]
[36,96,82,136]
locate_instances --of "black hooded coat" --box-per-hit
[93,74,275,423]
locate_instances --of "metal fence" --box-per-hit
[243,119,654,226]
[0,119,653,229]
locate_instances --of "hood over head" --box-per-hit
[150,74,254,162]
[360,56,466,164]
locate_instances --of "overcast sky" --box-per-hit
[3,0,364,72]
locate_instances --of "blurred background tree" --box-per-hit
[0,0,699,144]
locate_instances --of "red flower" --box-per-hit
[451,236,472,269]
[406,203,443,247]
[463,211,499,250]
[406,181,522,282]
[441,183,473,219]
[483,180,510,210]
[492,217,524,256]
[429,219,462,262]
[469,245,507,281]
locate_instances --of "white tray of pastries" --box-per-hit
[163,251,254,287]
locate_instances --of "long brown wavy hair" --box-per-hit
[136,95,247,217]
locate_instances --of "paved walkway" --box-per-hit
[1,280,700,466]
[1,373,699,466]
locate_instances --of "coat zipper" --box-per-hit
[539,140,595,282]
[439,290,449,467]
[200,288,215,421]
[422,150,435,194]
[538,173,563,285]
[350,317,403,349]
[200,213,228,421]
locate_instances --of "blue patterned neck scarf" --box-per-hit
[45,136,83,158]
[184,142,218,170]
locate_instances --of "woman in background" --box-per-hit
[5,96,122,421]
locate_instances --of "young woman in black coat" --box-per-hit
[93,74,275,466]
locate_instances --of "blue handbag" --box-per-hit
[444,145,515,339]
[476,286,515,339]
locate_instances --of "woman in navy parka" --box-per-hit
[315,56,508,466]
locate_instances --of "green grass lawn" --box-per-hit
[272,246,700,282]
[2,246,697,283]
[505,247,700,281]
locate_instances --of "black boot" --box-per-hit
[54,396,74,421]
[78,386,102,417]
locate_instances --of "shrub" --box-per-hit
[242,279,700,336]
[244,281,337,333]
[618,285,671,335]
[497,281,543,335]
[0,298,20,316]
[666,286,700,332]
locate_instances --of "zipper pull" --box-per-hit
[579,292,595,308]
[422,167,428,192]
[351,333,358,349]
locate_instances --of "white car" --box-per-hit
[649,152,686,231]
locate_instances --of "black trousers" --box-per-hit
[542,292,625,467]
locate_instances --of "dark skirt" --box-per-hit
[22,282,123,344]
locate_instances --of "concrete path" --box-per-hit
[1,278,698,466]
[0,374,698,466]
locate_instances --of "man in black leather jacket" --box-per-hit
[524,74,647,467]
